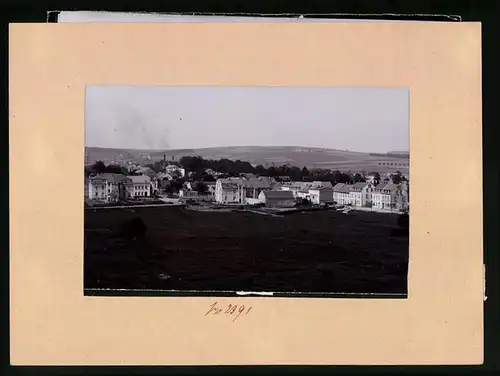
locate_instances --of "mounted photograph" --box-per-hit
[84,86,410,297]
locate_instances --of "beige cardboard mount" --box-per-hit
[9,22,482,365]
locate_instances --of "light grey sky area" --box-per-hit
[85,86,409,153]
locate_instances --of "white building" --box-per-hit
[215,178,240,203]
[308,187,334,205]
[281,181,332,198]
[372,183,400,210]
[238,177,277,204]
[123,175,153,199]
[88,173,128,202]
[215,177,278,204]
[332,183,351,205]
[165,164,185,178]
[349,182,374,207]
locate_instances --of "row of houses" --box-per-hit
[213,176,409,211]
[86,166,409,211]
[87,173,159,202]
[215,177,280,205]
[332,182,408,210]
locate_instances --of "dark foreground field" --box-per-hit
[84,207,408,295]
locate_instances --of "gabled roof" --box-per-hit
[374,183,399,194]
[241,177,277,189]
[125,175,151,184]
[333,183,351,193]
[350,182,369,191]
[90,173,128,184]
[218,179,240,189]
[261,190,295,200]
[312,181,333,189]
[156,172,172,179]
[381,183,399,193]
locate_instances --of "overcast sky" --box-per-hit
[85,86,408,153]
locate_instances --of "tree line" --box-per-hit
[177,156,377,184]
[86,157,406,194]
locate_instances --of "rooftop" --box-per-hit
[90,173,128,184]
[350,182,369,191]
[125,175,151,184]
[261,190,295,200]
[333,183,351,193]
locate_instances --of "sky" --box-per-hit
[85,86,409,154]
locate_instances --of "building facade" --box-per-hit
[215,179,240,203]
[123,175,153,199]
[372,183,399,210]
[88,173,128,202]
[308,187,334,205]
[332,183,351,205]
[215,177,278,204]
[349,182,374,207]
[165,164,186,178]
[258,190,295,208]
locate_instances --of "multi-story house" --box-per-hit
[308,187,334,205]
[88,173,128,202]
[281,181,332,198]
[122,175,153,199]
[372,183,399,210]
[332,183,351,205]
[165,164,185,178]
[215,178,241,203]
[348,182,374,207]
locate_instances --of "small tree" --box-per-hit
[392,172,402,184]
[109,191,120,202]
[93,161,106,174]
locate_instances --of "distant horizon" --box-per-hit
[84,144,409,155]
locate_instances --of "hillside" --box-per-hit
[85,146,409,173]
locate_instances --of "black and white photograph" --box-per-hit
[84,86,410,297]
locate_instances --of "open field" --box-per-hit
[85,145,409,172]
[84,206,408,295]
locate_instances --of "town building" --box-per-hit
[332,183,352,205]
[295,189,311,201]
[237,177,278,204]
[215,178,241,203]
[88,173,128,202]
[349,182,374,207]
[308,187,334,205]
[122,175,153,199]
[281,181,332,198]
[258,190,295,208]
[165,164,185,178]
[372,183,400,211]
[365,173,379,185]
[215,177,279,204]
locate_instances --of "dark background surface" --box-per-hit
[2,0,498,374]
